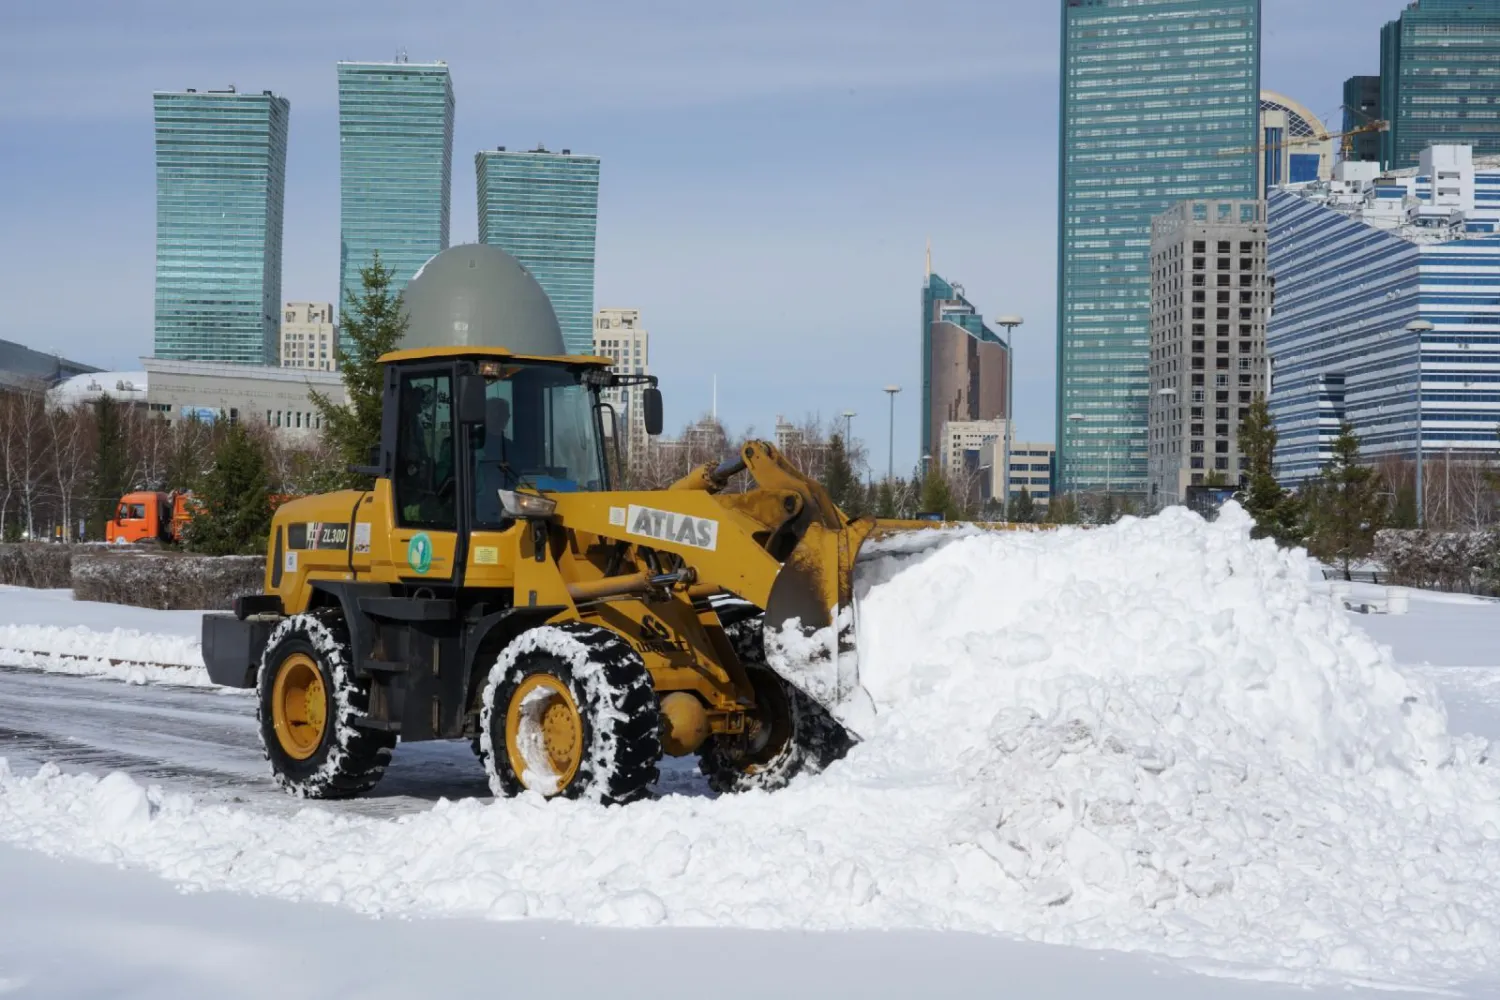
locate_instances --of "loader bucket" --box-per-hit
[761,516,878,736]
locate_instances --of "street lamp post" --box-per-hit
[994,315,1023,513]
[1405,319,1434,528]
[882,385,901,482]
[841,410,856,445]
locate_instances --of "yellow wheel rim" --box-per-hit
[505,674,583,794]
[271,652,327,761]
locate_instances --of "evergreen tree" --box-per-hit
[874,478,898,518]
[1391,481,1418,529]
[1202,469,1230,487]
[1304,422,1385,578]
[1097,493,1117,525]
[919,468,960,520]
[1238,397,1303,546]
[1048,493,1079,525]
[1009,486,1036,524]
[186,423,273,555]
[312,253,408,489]
[821,433,865,516]
[89,394,130,538]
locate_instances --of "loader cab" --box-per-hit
[388,357,611,521]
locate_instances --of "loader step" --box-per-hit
[360,658,408,675]
[350,714,402,734]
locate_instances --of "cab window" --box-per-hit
[473,364,607,528]
[394,373,456,530]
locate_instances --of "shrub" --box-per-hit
[71,550,266,610]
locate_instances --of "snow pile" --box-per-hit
[2,505,1499,989]
[0,623,209,686]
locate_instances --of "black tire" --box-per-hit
[479,622,661,805]
[699,618,852,794]
[256,609,395,799]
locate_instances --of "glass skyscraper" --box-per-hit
[475,147,601,355]
[1380,0,1500,170]
[1056,0,1260,496]
[153,88,288,364]
[336,60,454,311]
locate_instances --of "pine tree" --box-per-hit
[1097,493,1117,525]
[1391,481,1418,529]
[1304,422,1385,577]
[874,478,898,518]
[89,394,130,538]
[1009,486,1036,523]
[186,422,273,555]
[919,468,959,520]
[821,433,865,516]
[312,253,409,489]
[1238,397,1303,546]
[1048,493,1079,525]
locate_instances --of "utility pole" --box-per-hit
[882,385,901,482]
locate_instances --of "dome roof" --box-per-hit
[398,244,564,355]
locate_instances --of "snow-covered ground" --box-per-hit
[2,508,1498,997]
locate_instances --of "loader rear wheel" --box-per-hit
[699,620,852,794]
[256,610,395,799]
[479,623,661,805]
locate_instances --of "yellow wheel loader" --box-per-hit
[202,344,886,803]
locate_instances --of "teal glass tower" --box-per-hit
[153,88,288,364]
[1381,0,1500,170]
[475,147,601,355]
[337,60,454,311]
[1056,0,1260,497]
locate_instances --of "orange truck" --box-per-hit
[106,491,297,544]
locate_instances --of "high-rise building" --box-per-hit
[1266,145,1500,483]
[593,307,651,469]
[476,147,601,355]
[1342,75,1383,163]
[1381,0,1500,170]
[921,270,1009,468]
[1259,91,1334,194]
[1056,0,1261,498]
[1147,199,1270,505]
[280,302,338,371]
[336,59,454,309]
[153,87,289,365]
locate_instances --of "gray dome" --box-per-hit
[399,244,565,355]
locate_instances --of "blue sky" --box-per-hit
[0,0,1410,474]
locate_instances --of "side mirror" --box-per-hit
[456,372,488,427]
[643,386,664,437]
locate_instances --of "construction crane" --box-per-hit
[1217,119,1388,160]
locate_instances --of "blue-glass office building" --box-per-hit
[476,147,601,355]
[1267,146,1500,483]
[1381,0,1500,170]
[153,88,289,364]
[337,61,454,311]
[1057,0,1261,496]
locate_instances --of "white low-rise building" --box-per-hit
[143,357,345,440]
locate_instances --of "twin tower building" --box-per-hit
[152,59,600,367]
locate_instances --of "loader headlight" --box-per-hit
[498,490,557,519]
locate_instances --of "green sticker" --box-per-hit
[407,532,433,574]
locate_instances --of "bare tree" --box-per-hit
[49,404,91,543]
[8,384,50,539]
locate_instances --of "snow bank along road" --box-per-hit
[2,507,1499,995]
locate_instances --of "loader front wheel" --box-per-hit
[699,621,852,794]
[480,623,661,805]
[257,610,395,799]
